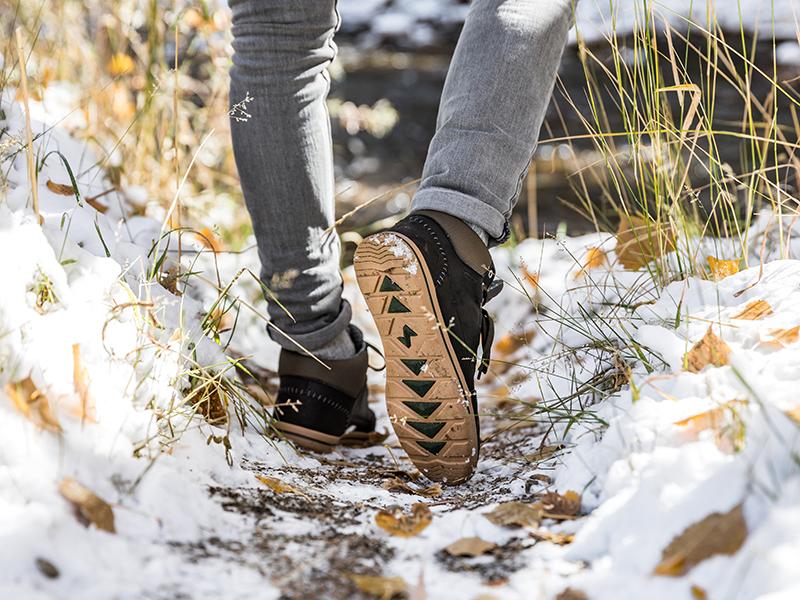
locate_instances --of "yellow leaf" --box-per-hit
[445,537,497,557]
[575,246,607,279]
[107,53,134,76]
[484,501,542,528]
[707,256,740,280]
[58,477,115,533]
[255,475,309,499]
[197,227,223,253]
[522,266,539,290]
[46,179,77,196]
[674,400,747,453]
[615,215,676,270]
[375,503,432,537]
[4,377,62,433]
[654,504,747,576]
[785,405,800,427]
[732,300,773,320]
[691,585,708,600]
[685,327,731,373]
[537,490,581,519]
[347,574,407,600]
[382,478,442,498]
[493,329,534,357]
[531,529,574,545]
[759,325,800,349]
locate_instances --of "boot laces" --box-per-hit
[477,270,501,379]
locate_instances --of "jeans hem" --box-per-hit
[411,187,509,244]
[268,299,352,353]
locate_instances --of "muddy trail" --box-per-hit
[166,412,560,600]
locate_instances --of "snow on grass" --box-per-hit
[2,87,800,599]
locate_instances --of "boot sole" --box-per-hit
[353,232,479,484]
[273,421,339,453]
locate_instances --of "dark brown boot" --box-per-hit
[274,326,377,453]
[353,210,501,483]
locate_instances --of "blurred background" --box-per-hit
[4,0,800,260]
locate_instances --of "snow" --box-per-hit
[3,56,800,600]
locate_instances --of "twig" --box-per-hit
[14,28,40,224]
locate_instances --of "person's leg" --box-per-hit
[228,0,353,358]
[412,0,575,245]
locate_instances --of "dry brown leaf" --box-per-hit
[191,380,229,426]
[555,588,588,600]
[575,246,607,279]
[615,215,676,270]
[524,444,564,464]
[382,478,442,498]
[707,256,740,280]
[197,227,223,253]
[375,503,432,537]
[347,573,407,600]
[537,490,581,519]
[674,401,747,453]
[484,501,542,529]
[256,475,309,499]
[531,529,574,545]
[785,406,800,427]
[732,300,773,320]
[691,585,708,600]
[654,504,747,576]
[685,327,731,373]
[759,325,800,349]
[493,328,535,357]
[46,179,77,196]
[58,477,115,533]
[5,377,62,433]
[445,537,497,557]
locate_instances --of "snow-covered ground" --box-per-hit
[3,78,800,599]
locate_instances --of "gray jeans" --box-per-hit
[229,0,573,352]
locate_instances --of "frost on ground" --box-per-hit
[3,92,800,600]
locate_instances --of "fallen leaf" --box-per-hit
[524,444,564,464]
[732,300,773,320]
[615,215,676,270]
[531,529,574,545]
[484,501,542,529]
[191,379,229,426]
[256,475,309,499]
[575,246,607,278]
[445,537,497,557]
[347,573,407,600]
[707,256,740,280]
[555,588,588,600]
[197,227,223,253]
[785,406,800,427]
[494,328,535,357]
[5,377,62,432]
[46,179,77,196]
[654,504,747,576]
[675,401,747,453]
[685,327,731,373]
[35,557,59,579]
[691,585,708,600]
[758,325,800,349]
[382,478,442,498]
[375,503,432,537]
[537,490,581,519]
[58,477,115,533]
